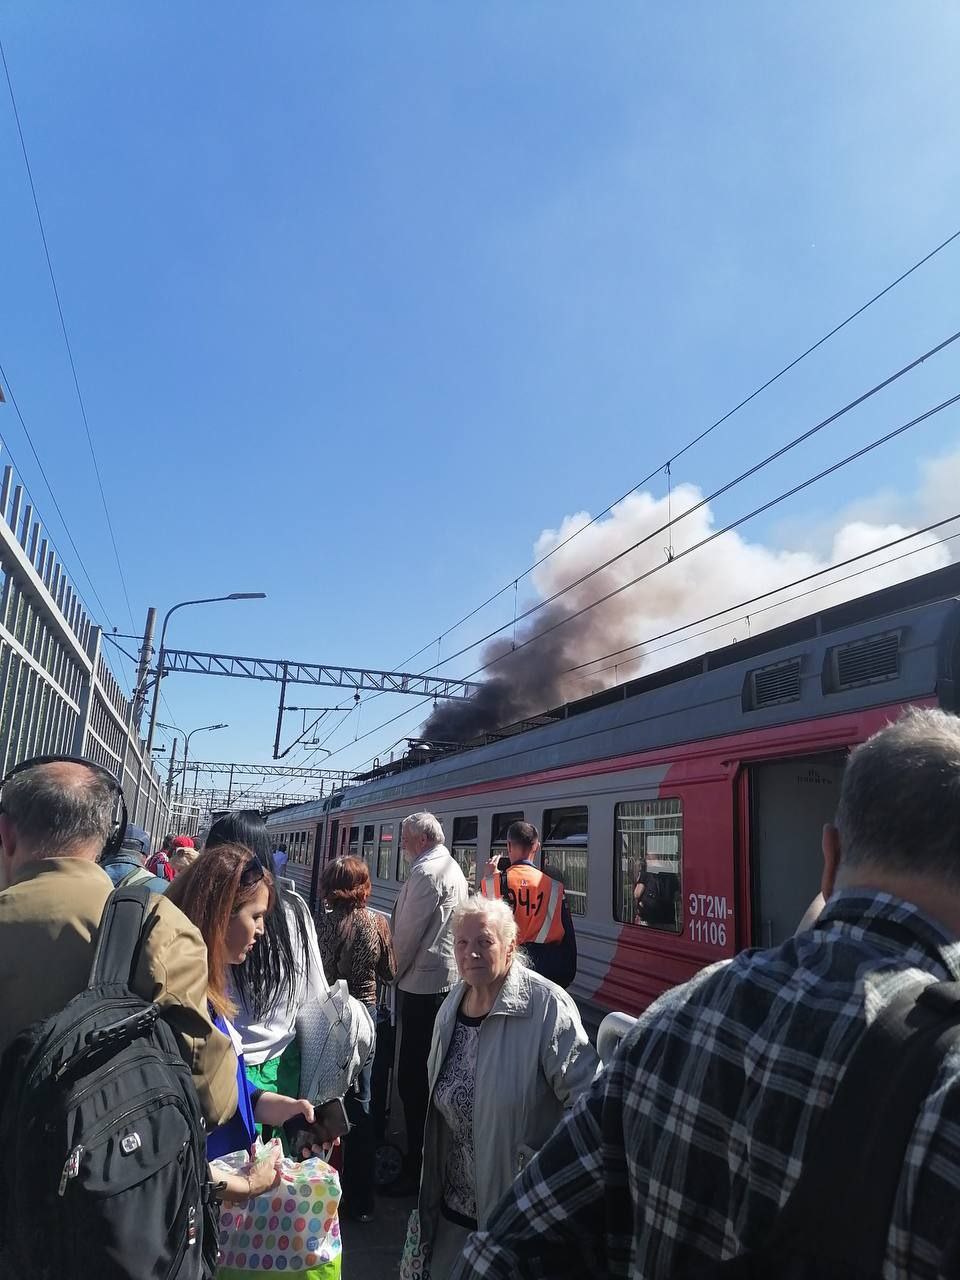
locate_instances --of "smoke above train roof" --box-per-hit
[422,471,957,745]
[350,560,960,785]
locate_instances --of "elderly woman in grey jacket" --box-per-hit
[411,896,599,1278]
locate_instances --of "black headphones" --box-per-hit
[0,754,128,861]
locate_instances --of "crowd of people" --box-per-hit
[7,707,960,1275]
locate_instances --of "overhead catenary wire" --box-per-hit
[468,389,960,672]
[339,508,960,775]
[567,511,960,680]
[309,232,960,760]
[319,318,960,771]
[1,37,136,629]
[321,390,960,770]
[389,226,960,672]
[414,330,960,678]
[0,362,118,628]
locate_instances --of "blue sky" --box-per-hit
[1,4,959,795]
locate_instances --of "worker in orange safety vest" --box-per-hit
[480,820,577,988]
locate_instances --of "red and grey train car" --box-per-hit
[265,562,960,1030]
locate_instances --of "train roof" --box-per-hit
[268,561,960,823]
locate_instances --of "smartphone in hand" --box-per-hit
[283,1097,351,1155]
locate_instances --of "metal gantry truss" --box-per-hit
[171,760,357,782]
[161,650,482,700]
[168,788,322,837]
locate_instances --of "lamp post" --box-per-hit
[144,593,266,757]
[180,723,229,802]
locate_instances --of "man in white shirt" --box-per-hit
[387,811,468,1194]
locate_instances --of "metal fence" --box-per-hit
[0,459,169,840]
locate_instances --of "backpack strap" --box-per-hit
[88,883,153,990]
[118,864,156,889]
[773,978,960,1274]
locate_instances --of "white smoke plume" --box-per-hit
[423,451,958,743]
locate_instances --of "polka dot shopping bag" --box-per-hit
[213,1143,342,1279]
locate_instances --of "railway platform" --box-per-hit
[339,1192,417,1278]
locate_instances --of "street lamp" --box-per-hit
[180,722,229,802]
[145,593,266,756]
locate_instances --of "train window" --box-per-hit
[348,825,359,858]
[303,829,313,868]
[614,799,683,933]
[452,816,478,888]
[490,811,524,865]
[362,824,375,873]
[377,823,394,880]
[542,806,588,916]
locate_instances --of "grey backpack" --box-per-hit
[297,979,375,1105]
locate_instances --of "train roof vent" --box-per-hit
[745,658,802,710]
[829,630,901,691]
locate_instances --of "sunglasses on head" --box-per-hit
[239,858,265,888]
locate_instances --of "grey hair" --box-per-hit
[452,896,528,966]
[837,707,960,885]
[2,762,117,857]
[401,811,445,848]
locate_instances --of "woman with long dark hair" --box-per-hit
[166,843,316,1204]
[316,856,396,1222]
[205,811,329,1130]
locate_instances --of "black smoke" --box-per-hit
[422,595,637,743]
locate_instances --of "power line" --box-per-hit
[564,511,960,680]
[422,330,960,677]
[0,363,117,626]
[317,317,960,769]
[396,226,960,670]
[468,390,960,672]
[292,232,960,762]
[340,510,960,774]
[102,632,139,665]
[1,36,136,629]
[319,389,960,769]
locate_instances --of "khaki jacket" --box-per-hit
[0,857,237,1127]
[418,962,599,1242]
[391,845,469,995]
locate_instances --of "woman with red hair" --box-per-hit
[317,856,396,1222]
[167,843,318,1204]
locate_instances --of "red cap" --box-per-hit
[171,835,195,849]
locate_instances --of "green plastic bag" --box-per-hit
[212,1141,342,1277]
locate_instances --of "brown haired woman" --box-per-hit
[316,855,396,1223]
[167,843,318,1205]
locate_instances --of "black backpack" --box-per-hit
[0,884,219,1279]
[684,979,960,1279]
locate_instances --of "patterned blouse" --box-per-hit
[433,1008,486,1223]
[315,904,396,1006]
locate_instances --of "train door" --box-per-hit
[748,753,846,947]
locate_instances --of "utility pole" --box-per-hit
[165,737,178,807]
[132,606,157,734]
[226,762,235,806]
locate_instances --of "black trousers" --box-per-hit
[342,1008,376,1215]
[397,989,444,1174]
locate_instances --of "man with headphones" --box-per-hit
[0,755,238,1128]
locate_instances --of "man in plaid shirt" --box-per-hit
[451,708,960,1278]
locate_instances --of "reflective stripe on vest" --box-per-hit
[499,864,565,946]
[481,876,497,899]
[533,876,563,944]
